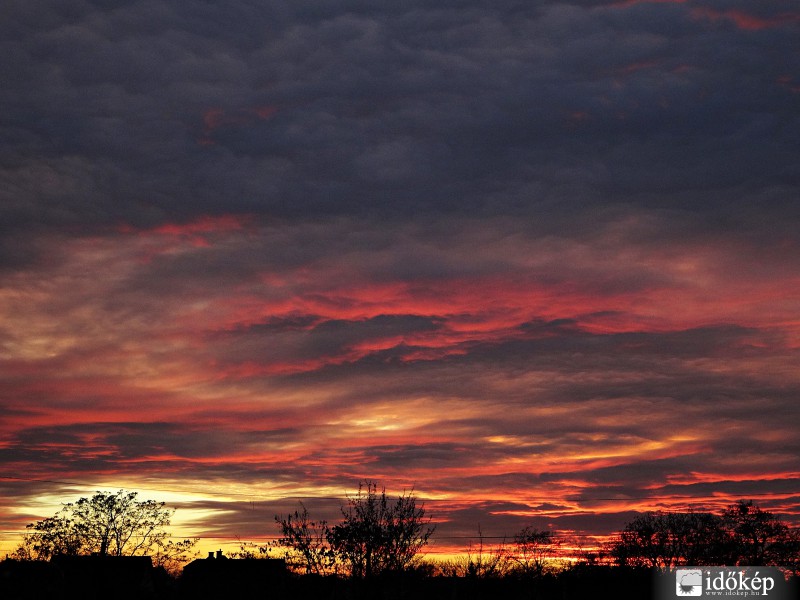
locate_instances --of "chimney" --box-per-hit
[216,549,225,559]
[207,552,215,559]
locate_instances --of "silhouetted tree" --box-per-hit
[274,503,332,574]
[150,537,201,575]
[674,510,730,566]
[608,501,800,571]
[722,500,798,567]
[12,515,86,560]
[609,510,728,570]
[610,512,678,570]
[511,526,559,577]
[275,481,435,578]
[13,490,197,572]
[327,481,435,578]
[776,527,800,576]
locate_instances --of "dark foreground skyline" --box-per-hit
[1,0,799,557]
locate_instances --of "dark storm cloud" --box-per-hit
[645,479,800,503]
[2,0,798,250]
[272,323,798,407]
[0,421,301,472]
[213,314,445,365]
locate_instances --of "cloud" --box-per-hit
[1,0,798,555]
[2,1,798,240]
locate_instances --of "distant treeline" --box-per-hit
[2,556,797,600]
[6,483,800,591]
[607,499,800,573]
[0,555,657,600]
[271,487,800,578]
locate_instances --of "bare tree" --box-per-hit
[150,538,201,575]
[327,481,435,578]
[275,481,435,578]
[511,526,558,577]
[274,503,333,574]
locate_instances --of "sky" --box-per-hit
[1,0,799,559]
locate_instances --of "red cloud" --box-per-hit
[151,214,248,236]
[116,214,252,253]
[198,104,279,145]
[691,7,800,30]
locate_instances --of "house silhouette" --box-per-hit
[181,550,287,599]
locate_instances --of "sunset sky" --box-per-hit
[1,0,799,559]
